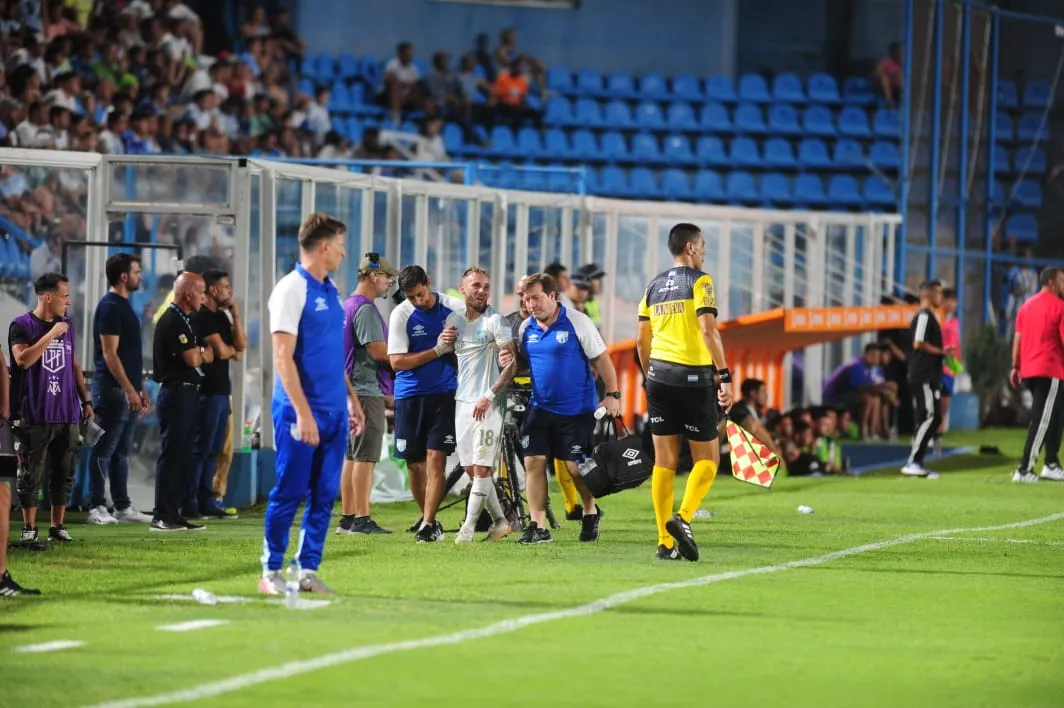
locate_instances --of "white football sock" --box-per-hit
[461,477,492,531]
[484,478,505,521]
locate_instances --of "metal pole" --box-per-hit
[898,0,916,293]
[956,0,972,320]
[928,0,945,280]
[983,7,1000,320]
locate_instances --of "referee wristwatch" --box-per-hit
[604,391,621,400]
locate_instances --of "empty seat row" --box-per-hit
[993,145,1047,174]
[995,112,1050,143]
[998,79,1056,110]
[990,180,1043,209]
[1006,213,1038,242]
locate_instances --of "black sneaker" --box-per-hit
[656,544,681,561]
[0,570,40,597]
[579,512,600,542]
[351,517,392,535]
[517,522,552,545]
[565,504,584,521]
[19,526,37,543]
[48,526,75,543]
[199,506,226,519]
[335,515,355,535]
[179,518,206,531]
[149,518,186,532]
[665,513,699,561]
[415,521,443,543]
[407,516,424,533]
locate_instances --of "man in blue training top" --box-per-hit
[388,265,464,543]
[514,272,621,545]
[260,213,365,595]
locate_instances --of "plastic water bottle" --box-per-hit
[798,505,815,515]
[241,420,253,452]
[191,588,217,605]
[284,561,300,609]
[594,406,609,420]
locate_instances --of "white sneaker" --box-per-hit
[454,527,475,544]
[484,518,514,542]
[114,506,152,524]
[1011,470,1039,484]
[901,463,929,477]
[87,505,118,525]
[1038,464,1064,481]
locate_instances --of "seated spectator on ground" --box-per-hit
[811,408,845,474]
[837,407,860,440]
[379,41,422,124]
[875,41,903,108]
[783,439,826,477]
[793,419,816,452]
[823,343,896,439]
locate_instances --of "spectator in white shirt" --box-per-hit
[14,99,45,146]
[41,103,70,149]
[98,110,127,154]
[379,41,422,124]
[304,85,331,143]
[184,89,217,132]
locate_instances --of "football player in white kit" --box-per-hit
[452,266,518,543]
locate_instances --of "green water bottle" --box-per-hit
[241,420,253,452]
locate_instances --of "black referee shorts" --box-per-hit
[646,380,719,442]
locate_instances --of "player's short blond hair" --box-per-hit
[462,265,490,279]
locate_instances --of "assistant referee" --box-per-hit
[635,223,732,562]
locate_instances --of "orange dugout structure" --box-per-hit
[608,304,918,428]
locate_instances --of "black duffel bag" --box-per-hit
[581,417,652,498]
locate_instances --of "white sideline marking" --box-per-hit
[154,594,252,605]
[86,511,1064,708]
[155,620,230,633]
[928,536,1064,548]
[154,594,332,610]
[13,640,85,654]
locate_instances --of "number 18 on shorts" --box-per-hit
[456,400,504,468]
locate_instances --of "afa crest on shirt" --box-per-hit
[178,334,188,344]
[555,331,568,344]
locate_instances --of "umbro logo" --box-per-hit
[622,448,640,460]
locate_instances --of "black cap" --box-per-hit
[577,263,606,279]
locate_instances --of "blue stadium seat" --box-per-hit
[631,133,661,162]
[545,128,571,156]
[667,102,698,130]
[726,171,759,203]
[992,145,1011,174]
[349,84,380,116]
[728,136,761,167]
[545,164,574,192]
[794,174,828,205]
[693,170,725,201]
[571,129,600,160]
[486,126,518,158]
[328,82,351,113]
[797,138,831,169]
[517,127,544,157]
[843,77,874,105]
[801,106,836,136]
[862,176,896,208]
[337,53,359,80]
[544,96,573,126]
[596,165,626,196]
[442,123,464,154]
[768,104,801,135]
[870,141,901,169]
[734,103,767,134]
[1015,145,1046,173]
[358,56,383,86]
[314,53,335,83]
[997,80,1018,109]
[601,131,629,161]
[663,134,696,165]
[995,111,1015,141]
[772,72,805,103]
[763,137,797,168]
[298,78,315,96]
[1007,213,1038,242]
[738,73,771,103]
[827,174,863,207]
[299,54,316,78]
[573,98,604,127]
[1013,179,1042,208]
[660,168,692,201]
[807,73,841,104]
[699,102,732,132]
[576,68,604,96]
[548,66,574,94]
[760,172,792,205]
[705,75,737,103]
[873,109,900,138]
[606,71,638,99]
[695,136,727,166]
[520,168,547,192]
[629,167,660,198]
[838,106,872,138]
[833,139,865,169]
[1022,79,1051,109]
[672,74,702,100]
[604,100,634,129]
[1017,113,1046,142]
[639,73,669,99]
[634,101,666,130]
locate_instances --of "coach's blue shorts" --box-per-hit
[941,374,955,396]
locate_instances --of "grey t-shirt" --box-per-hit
[350,303,386,398]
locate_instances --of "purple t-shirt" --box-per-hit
[8,312,81,424]
[823,357,881,400]
[343,293,393,397]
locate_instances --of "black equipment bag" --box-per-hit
[581,417,652,498]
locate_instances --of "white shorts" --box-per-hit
[456,399,505,468]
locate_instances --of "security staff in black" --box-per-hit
[903,280,944,477]
[151,273,213,532]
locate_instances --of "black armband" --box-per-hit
[718,368,732,384]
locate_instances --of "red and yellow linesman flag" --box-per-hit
[726,420,781,488]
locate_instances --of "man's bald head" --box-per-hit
[174,272,206,313]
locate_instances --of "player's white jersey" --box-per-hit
[451,305,513,404]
